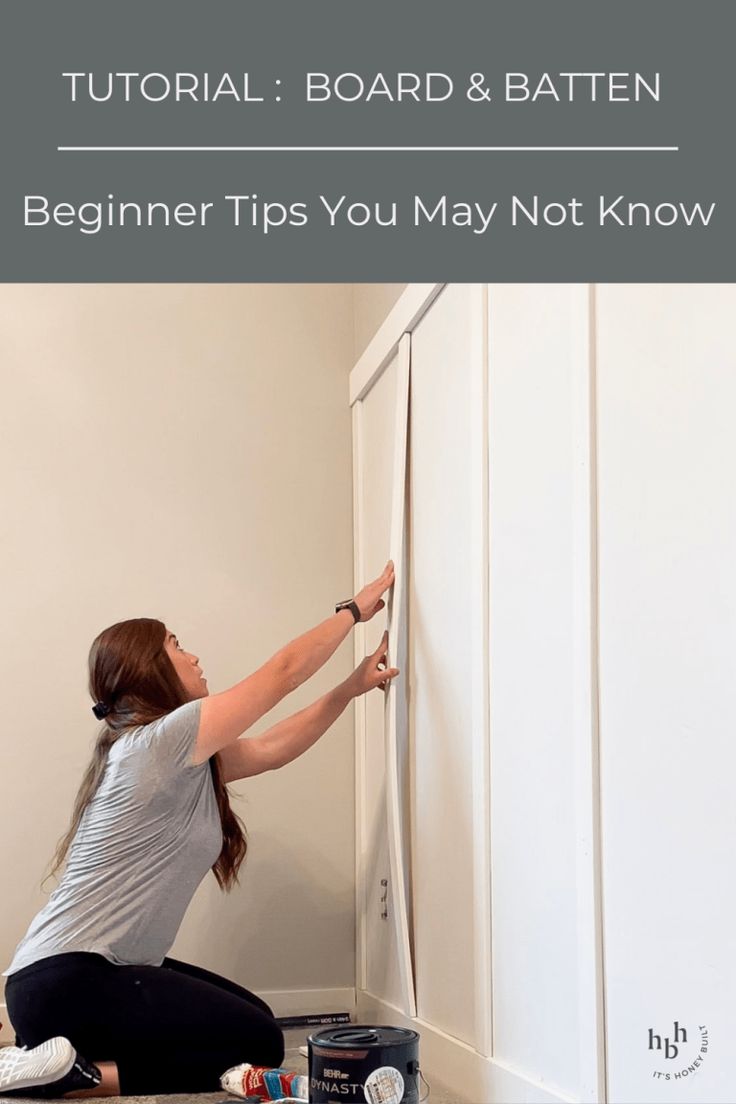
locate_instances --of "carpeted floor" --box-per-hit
[1,1030,461,1103]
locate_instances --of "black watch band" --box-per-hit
[335,599,361,624]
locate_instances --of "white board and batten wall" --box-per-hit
[349,284,735,1103]
[595,286,736,1102]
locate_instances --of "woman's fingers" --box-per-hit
[376,667,400,691]
[373,561,395,594]
[357,627,399,692]
[355,562,395,622]
[355,565,393,621]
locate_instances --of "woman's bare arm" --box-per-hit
[216,631,400,780]
[192,610,354,766]
[191,561,395,766]
[216,680,354,780]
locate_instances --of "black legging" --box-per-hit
[5,951,285,1095]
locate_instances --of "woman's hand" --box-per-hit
[353,560,395,622]
[348,630,400,697]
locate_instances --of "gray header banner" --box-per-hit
[1,0,734,281]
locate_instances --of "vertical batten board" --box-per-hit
[570,285,607,1101]
[395,377,414,983]
[352,400,368,993]
[470,284,493,1059]
[384,333,417,1018]
[409,283,483,1049]
[487,285,581,1097]
[354,350,405,1010]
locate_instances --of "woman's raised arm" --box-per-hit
[191,560,394,765]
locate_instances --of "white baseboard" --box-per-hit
[357,991,577,1104]
[253,987,356,1019]
[1,989,357,1047]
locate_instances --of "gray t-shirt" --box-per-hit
[3,698,222,976]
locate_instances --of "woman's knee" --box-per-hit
[221,1004,284,1069]
[259,1018,285,1068]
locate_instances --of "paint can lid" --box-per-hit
[308,1024,419,1048]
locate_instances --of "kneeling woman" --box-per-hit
[0,562,397,1098]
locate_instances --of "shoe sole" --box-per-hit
[0,1037,76,1092]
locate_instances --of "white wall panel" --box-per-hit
[487,285,583,1097]
[351,282,601,1103]
[597,285,736,1102]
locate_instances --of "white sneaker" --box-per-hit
[0,1037,101,1097]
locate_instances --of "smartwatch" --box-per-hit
[335,599,361,623]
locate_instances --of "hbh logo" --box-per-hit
[649,1021,687,1059]
[647,1021,709,1081]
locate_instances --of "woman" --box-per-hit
[0,562,398,1098]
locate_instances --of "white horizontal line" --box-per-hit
[57,145,680,152]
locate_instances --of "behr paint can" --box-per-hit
[308,1025,420,1104]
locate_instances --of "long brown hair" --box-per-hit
[46,618,247,892]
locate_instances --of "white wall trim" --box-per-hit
[570,284,607,1101]
[251,987,358,1019]
[349,284,445,406]
[383,333,416,1019]
[352,401,368,994]
[471,284,493,1059]
[357,991,577,1104]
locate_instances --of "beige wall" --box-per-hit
[352,284,407,361]
[0,285,356,1017]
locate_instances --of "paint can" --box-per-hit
[308,1025,420,1104]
